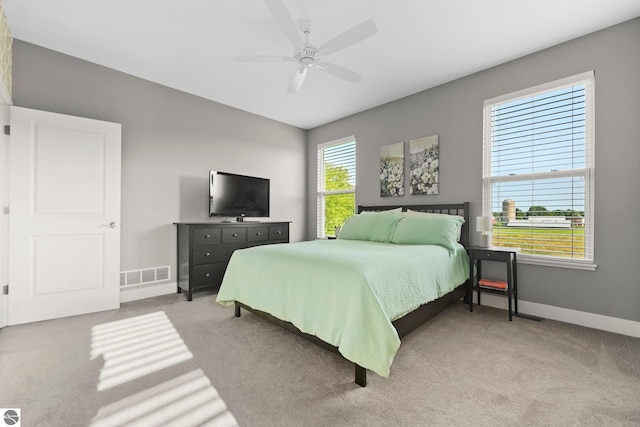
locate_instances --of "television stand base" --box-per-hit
[236,217,260,223]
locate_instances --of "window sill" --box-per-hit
[517,254,597,271]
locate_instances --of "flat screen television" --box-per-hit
[209,171,270,221]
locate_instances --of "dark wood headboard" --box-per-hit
[357,202,470,247]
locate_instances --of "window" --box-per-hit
[482,71,595,270]
[317,137,356,238]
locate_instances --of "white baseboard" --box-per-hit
[120,281,177,303]
[474,292,640,338]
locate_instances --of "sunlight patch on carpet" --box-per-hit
[90,369,239,427]
[90,311,193,391]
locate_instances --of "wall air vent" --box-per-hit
[120,265,171,288]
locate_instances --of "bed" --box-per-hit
[216,202,471,386]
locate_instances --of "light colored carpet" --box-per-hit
[1,292,639,426]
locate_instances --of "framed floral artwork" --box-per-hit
[380,141,404,197]
[409,135,439,195]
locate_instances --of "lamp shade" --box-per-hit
[476,216,492,233]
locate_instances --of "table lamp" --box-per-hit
[476,216,492,248]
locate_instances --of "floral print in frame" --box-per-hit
[409,135,439,195]
[379,141,404,197]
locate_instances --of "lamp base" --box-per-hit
[478,233,491,248]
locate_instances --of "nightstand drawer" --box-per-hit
[222,227,246,243]
[193,228,222,245]
[473,249,510,262]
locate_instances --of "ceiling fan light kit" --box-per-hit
[293,46,318,67]
[233,0,377,93]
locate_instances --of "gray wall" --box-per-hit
[12,40,307,279]
[307,18,640,322]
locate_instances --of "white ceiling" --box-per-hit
[3,0,640,129]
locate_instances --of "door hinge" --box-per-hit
[2,285,7,295]
[3,125,9,135]
[3,206,8,215]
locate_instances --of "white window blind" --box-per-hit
[483,71,595,269]
[317,137,356,238]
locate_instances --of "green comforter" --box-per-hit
[216,239,470,377]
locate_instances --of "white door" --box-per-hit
[8,106,121,325]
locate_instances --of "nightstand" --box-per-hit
[468,246,519,321]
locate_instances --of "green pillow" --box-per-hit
[390,214,464,252]
[404,209,464,241]
[337,213,402,243]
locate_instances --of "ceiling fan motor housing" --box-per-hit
[294,46,318,66]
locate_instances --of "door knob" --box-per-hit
[101,222,116,228]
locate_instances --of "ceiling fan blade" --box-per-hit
[318,19,377,56]
[265,0,304,49]
[233,55,294,62]
[317,62,363,83]
[287,66,307,93]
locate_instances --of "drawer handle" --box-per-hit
[205,252,211,256]
[205,273,210,277]
[232,233,238,237]
[256,232,261,236]
[204,234,211,239]
[276,230,282,235]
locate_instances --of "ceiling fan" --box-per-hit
[233,0,378,93]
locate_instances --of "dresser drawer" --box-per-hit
[192,227,222,245]
[222,227,246,243]
[247,226,269,243]
[192,244,237,265]
[191,263,227,288]
[269,224,289,241]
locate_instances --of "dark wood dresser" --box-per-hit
[175,222,290,300]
